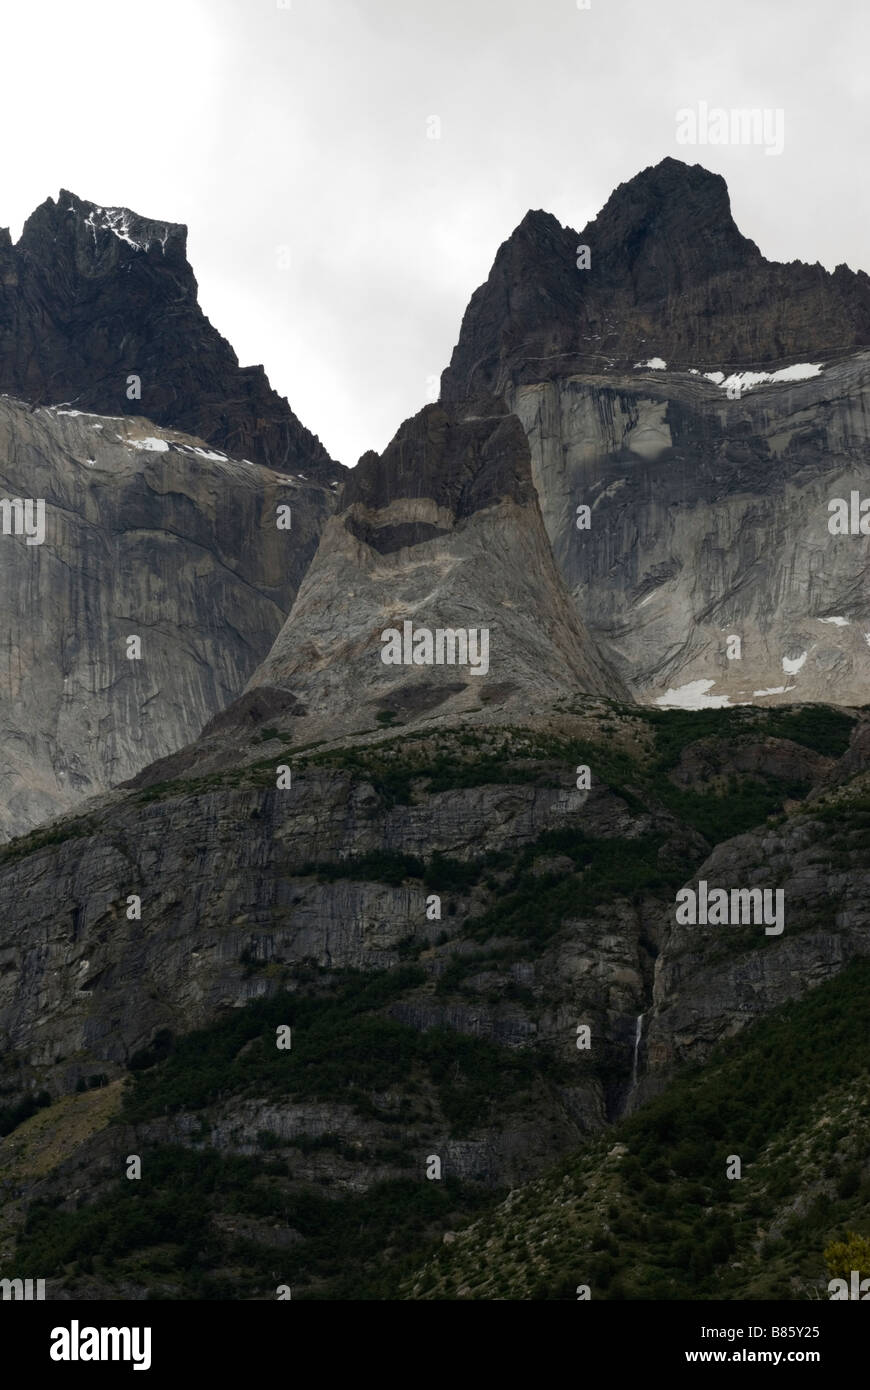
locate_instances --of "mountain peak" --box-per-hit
[62,189,187,256]
[579,157,760,292]
[240,397,629,742]
[442,159,870,400]
[0,189,340,477]
[18,191,188,263]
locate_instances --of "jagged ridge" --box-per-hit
[0,190,342,479]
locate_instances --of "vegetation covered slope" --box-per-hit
[0,699,866,1299]
[401,960,870,1300]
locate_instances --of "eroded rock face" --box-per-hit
[244,399,631,742]
[0,397,333,838]
[509,355,870,706]
[439,158,870,706]
[638,803,870,1100]
[0,773,636,1073]
[0,191,342,480]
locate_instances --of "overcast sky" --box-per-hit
[2,0,868,465]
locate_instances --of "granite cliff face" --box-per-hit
[509,354,870,706]
[0,395,334,839]
[441,158,870,708]
[241,398,630,743]
[0,190,344,836]
[0,191,340,479]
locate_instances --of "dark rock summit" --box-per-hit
[441,157,870,400]
[0,190,341,479]
[439,158,870,708]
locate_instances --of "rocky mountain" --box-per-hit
[401,957,870,1300]
[0,190,345,837]
[0,395,335,839]
[0,696,866,1298]
[441,158,870,399]
[237,397,630,745]
[0,191,340,479]
[1,162,869,1304]
[441,159,870,708]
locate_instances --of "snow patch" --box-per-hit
[633,357,667,370]
[52,408,122,423]
[817,616,850,626]
[82,205,169,254]
[782,651,808,675]
[134,437,170,453]
[703,363,823,394]
[753,685,796,697]
[654,680,731,710]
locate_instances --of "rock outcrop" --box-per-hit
[242,398,630,742]
[0,395,334,838]
[440,158,870,400]
[509,354,870,706]
[440,158,870,706]
[0,191,341,479]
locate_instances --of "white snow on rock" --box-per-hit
[80,205,169,254]
[134,437,170,452]
[817,616,850,626]
[175,444,229,461]
[633,357,667,370]
[753,685,796,697]
[654,679,731,709]
[52,408,122,423]
[703,363,823,394]
[782,651,808,675]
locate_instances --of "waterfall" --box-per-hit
[630,1013,644,1087]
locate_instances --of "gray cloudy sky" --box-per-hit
[3,0,868,465]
